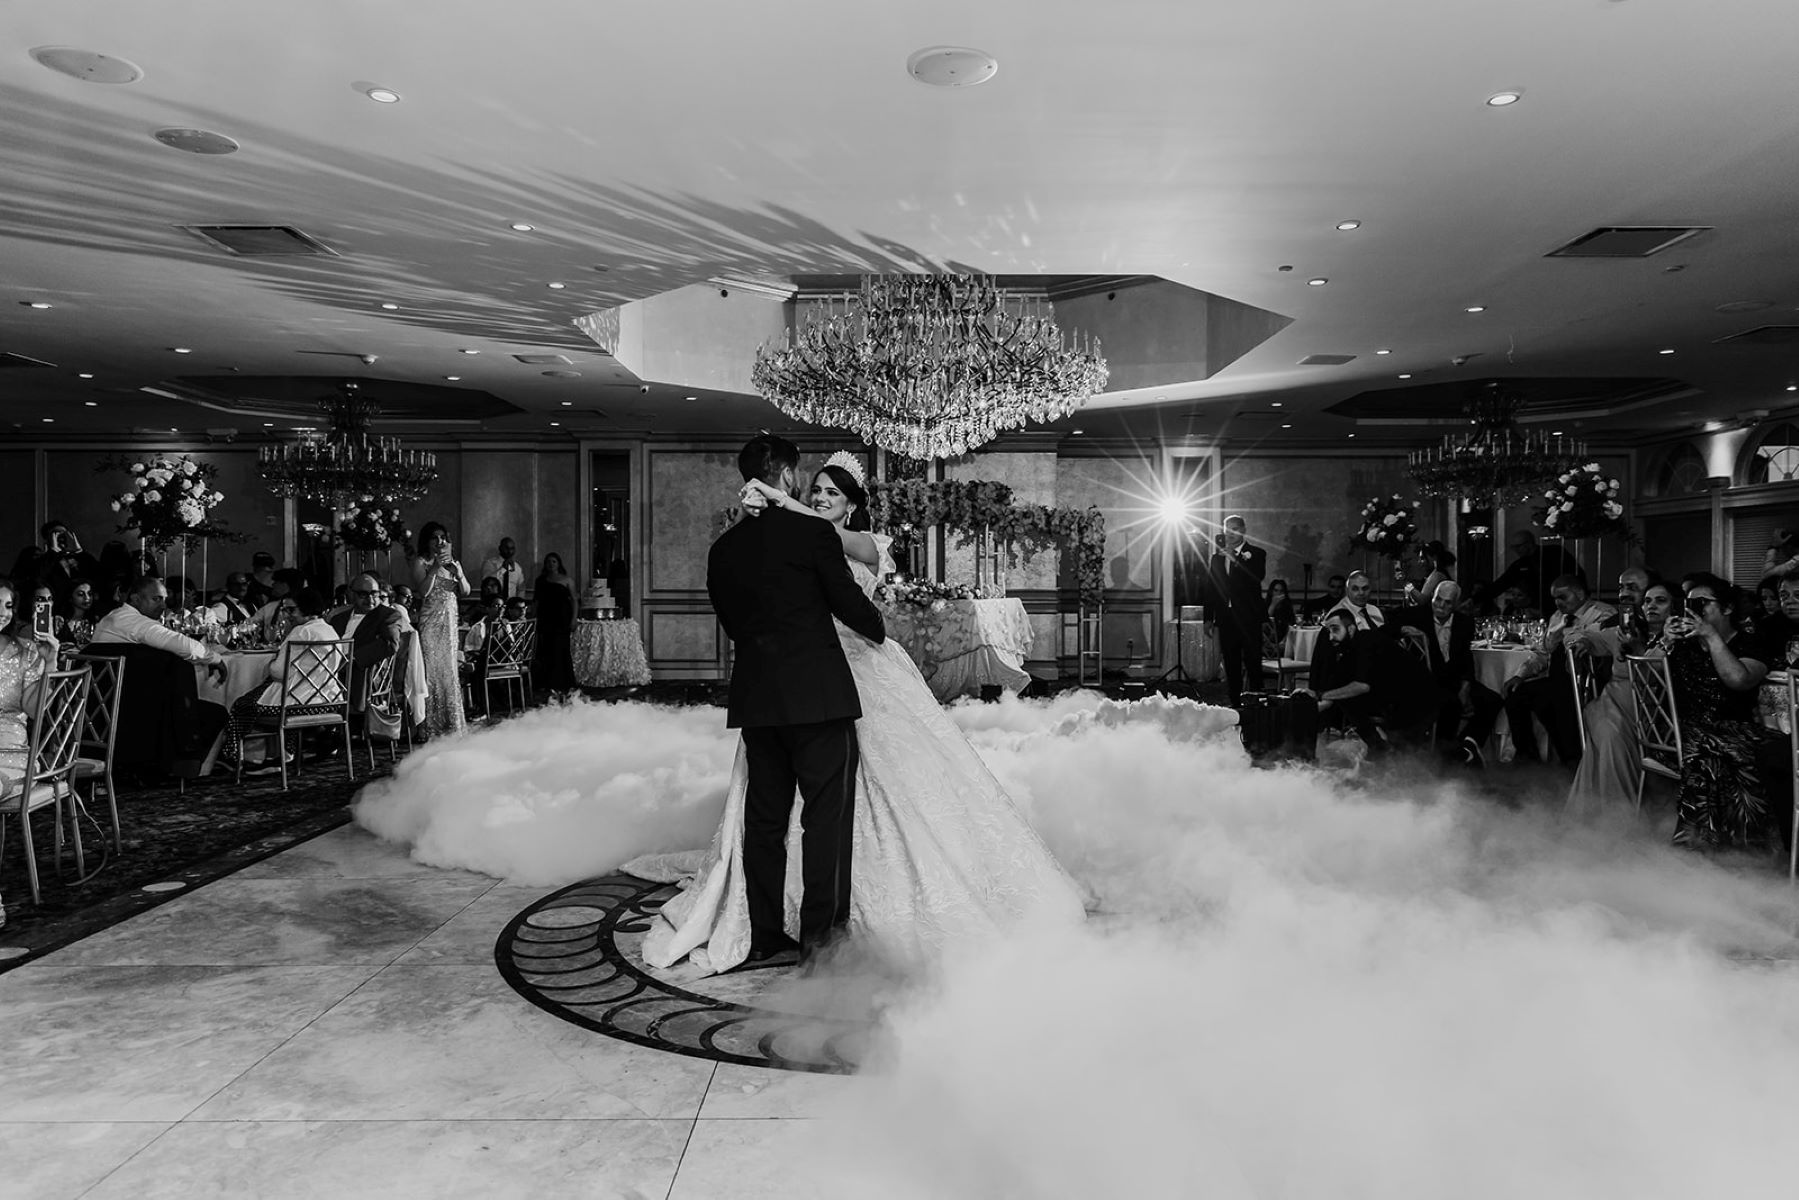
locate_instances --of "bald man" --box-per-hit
[329,572,402,713]
[1391,580,1502,764]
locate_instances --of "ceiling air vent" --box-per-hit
[513,354,572,365]
[0,352,56,368]
[1714,325,1799,346]
[177,225,337,256]
[1299,354,1356,366]
[1546,226,1710,258]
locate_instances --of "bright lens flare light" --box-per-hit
[1157,495,1193,527]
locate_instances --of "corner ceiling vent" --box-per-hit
[1299,353,1356,366]
[1714,325,1799,346]
[177,225,337,257]
[513,354,573,365]
[1546,226,1710,258]
[0,352,56,368]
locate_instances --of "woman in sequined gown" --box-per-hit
[626,460,1087,976]
[0,580,58,788]
[409,523,472,739]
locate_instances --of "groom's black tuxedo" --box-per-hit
[708,504,887,954]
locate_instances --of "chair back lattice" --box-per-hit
[1567,644,1600,749]
[484,619,537,677]
[70,653,125,759]
[1626,653,1682,778]
[277,638,352,713]
[365,633,402,715]
[27,666,93,785]
[1401,628,1431,666]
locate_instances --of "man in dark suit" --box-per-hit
[1303,608,1436,757]
[1202,514,1268,705]
[1389,581,1503,765]
[329,572,402,715]
[708,434,887,964]
[17,520,101,604]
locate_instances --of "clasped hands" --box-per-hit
[737,479,789,517]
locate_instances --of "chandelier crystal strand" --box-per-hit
[1406,384,1585,505]
[258,381,438,505]
[752,275,1107,460]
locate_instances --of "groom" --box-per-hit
[708,434,887,963]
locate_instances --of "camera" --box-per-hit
[1685,595,1713,617]
[32,599,53,637]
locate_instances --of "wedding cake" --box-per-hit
[582,572,618,616]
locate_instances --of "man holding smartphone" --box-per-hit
[12,520,99,603]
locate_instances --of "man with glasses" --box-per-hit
[1502,573,1617,765]
[329,572,402,717]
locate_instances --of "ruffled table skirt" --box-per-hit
[882,597,1032,703]
[573,618,652,688]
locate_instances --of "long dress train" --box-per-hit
[627,535,1086,974]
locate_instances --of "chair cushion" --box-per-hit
[0,780,70,812]
[73,757,106,777]
[282,712,347,728]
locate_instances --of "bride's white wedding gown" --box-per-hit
[626,534,1087,974]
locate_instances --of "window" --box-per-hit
[1649,442,1707,497]
[1745,422,1799,486]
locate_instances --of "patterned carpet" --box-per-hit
[0,749,388,971]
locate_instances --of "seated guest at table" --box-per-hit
[14,520,101,604]
[90,576,226,673]
[374,579,415,633]
[0,578,60,790]
[1265,579,1296,647]
[1662,575,1792,852]
[1502,574,1617,766]
[1756,575,1783,624]
[1754,574,1799,666]
[1489,529,1584,617]
[58,579,98,645]
[227,588,345,773]
[253,568,308,640]
[171,576,212,619]
[1494,586,1541,621]
[1310,570,1385,691]
[1301,609,1435,757]
[1302,574,1347,621]
[503,596,528,624]
[1566,576,1672,819]
[243,551,280,608]
[25,584,55,636]
[390,582,416,613]
[1391,581,1501,765]
[465,575,504,623]
[532,552,577,694]
[1416,541,1456,604]
[209,572,260,626]
[329,573,402,715]
[1761,528,1799,578]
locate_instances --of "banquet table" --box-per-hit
[1472,643,1540,761]
[194,649,276,776]
[572,617,652,688]
[884,597,1033,703]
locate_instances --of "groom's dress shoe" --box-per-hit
[743,936,801,965]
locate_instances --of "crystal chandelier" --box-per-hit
[258,381,438,505]
[1407,383,1586,505]
[751,275,1108,460]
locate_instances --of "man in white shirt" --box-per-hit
[1502,573,1618,764]
[478,538,527,601]
[209,572,260,625]
[1325,571,1384,630]
[91,577,226,677]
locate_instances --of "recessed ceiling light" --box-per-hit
[1271,402,1283,407]
[685,395,698,401]
[84,401,96,407]
[445,375,460,381]
[1551,430,1564,436]
[152,127,239,155]
[1465,306,1486,314]
[906,46,999,88]
[1398,373,1413,379]
[1788,385,1797,392]
[1307,278,1329,287]
[359,84,401,104]
[379,302,398,310]
[20,301,52,309]
[509,222,534,232]
[1347,433,1356,438]
[171,347,191,353]
[1486,91,1523,107]
[41,418,54,423]
[77,372,94,379]
[1071,429,1084,435]
[1658,348,1675,355]
[168,428,177,433]
[1335,220,1361,231]
[546,282,566,290]
[1703,420,1725,432]
[549,421,560,427]
[30,46,145,85]
[1280,423,1292,429]
[263,422,273,427]
[560,401,573,406]
[459,348,480,355]
[1374,348,1392,355]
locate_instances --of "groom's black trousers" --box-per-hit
[740,718,859,951]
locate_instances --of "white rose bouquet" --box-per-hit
[1537,462,1636,542]
[100,454,231,548]
[1351,493,1417,560]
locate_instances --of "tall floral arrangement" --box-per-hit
[336,505,412,552]
[1536,462,1636,542]
[1351,493,1417,560]
[100,455,231,549]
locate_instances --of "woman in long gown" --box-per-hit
[408,522,471,739]
[1564,581,1673,818]
[531,552,577,693]
[628,456,1087,975]
[0,580,58,926]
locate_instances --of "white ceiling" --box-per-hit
[3,0,1798,444]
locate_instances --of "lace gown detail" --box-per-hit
[415,561,467,738]
[631,533,1086,974]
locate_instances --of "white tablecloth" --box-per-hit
[196,650,277,708]
[1473,644,1539,761]
[884,598,1032,702]
[573,618,651,688]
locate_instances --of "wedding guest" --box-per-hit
[1201,515,1267,705]
[1502,574,1617,766]
[408,521,471,738]
[1391,581,1501,765]
[465,575,504,623]
[13,520,100,603]
[328,572,402,717]
[252,568,308,640]
[1756,574,1799,662]
[502,597,527,624]
[172,576,211,618]
[1310,571,1385,693]
[1265,579,1296,644]
[1565,576,1671,819]
[1486,529,1584,616]
[244,551,280,607]
[1302,574,1347,622]
[209,572,260,625]
[390,582,416,612]
[24,585,55,637]
[532,552,578,693]
[1663,575,1792,852]
[478,537,528,600]
[1756,575,1783,624]
[1302,609,1435,757]
[1495,587,1541,621]
[1761,528,1799,577]
[89,577,226,671]
[0,577,60,789]
[227,588,344,774]
[1417,540,1457,602]
[59,579,98,645]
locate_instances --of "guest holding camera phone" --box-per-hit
[409,522,471,739]
[10,520,100,606]
[1663,573,1791,852]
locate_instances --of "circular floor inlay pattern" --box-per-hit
[495,875,874,1074]
[140,881,186,893]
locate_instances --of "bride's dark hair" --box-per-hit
[814,465,872,533]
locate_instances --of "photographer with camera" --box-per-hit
[10,520,100,605]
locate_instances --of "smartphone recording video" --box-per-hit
[33,599,53,637]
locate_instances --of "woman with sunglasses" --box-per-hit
[1663,573,1788,852]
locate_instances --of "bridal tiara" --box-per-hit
[823,450,867,490]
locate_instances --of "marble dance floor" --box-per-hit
[4,824,856,1199]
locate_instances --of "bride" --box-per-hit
[627,451,1087,974]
